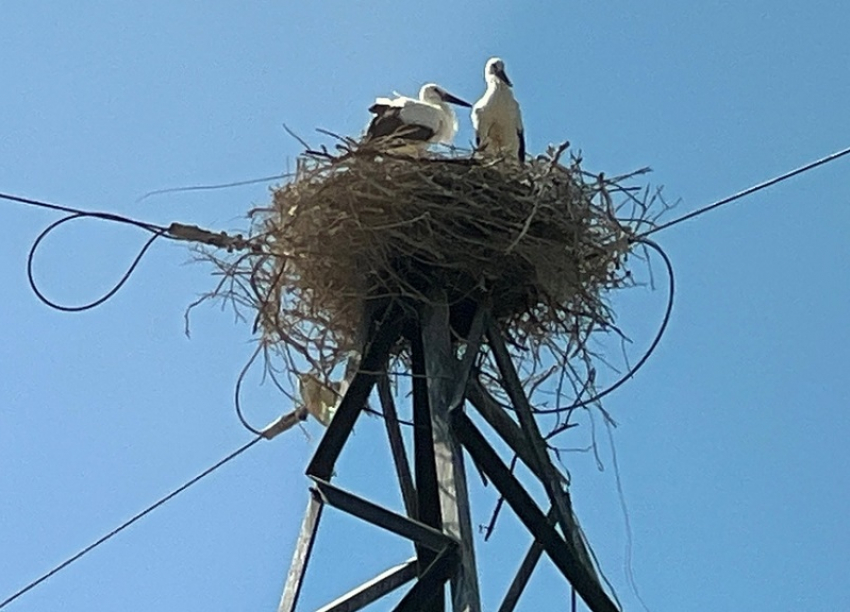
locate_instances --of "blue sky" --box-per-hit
[2,2,849,611]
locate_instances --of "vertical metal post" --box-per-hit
[410,326,444,612]
[421,298,481,612]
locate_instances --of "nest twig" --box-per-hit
[194,139,669,423]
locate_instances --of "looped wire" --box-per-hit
[27,212,169,312]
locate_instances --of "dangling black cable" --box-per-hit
[539,237,675,420]
[26,212,169,312]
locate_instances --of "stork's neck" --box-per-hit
[486,77,510,94]
[440,101,458,126]
[435,101,459,143]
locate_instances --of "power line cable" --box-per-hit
[27,213,168,312]
[537,237,675,421]
[0,435,263,610]
[1,191,257,312]
[0,192,168,233]
[640,144,850,238]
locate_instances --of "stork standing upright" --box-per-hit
[472,57,525,162]
[364,83,472,152]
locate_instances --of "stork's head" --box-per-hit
[484,57,512,87]
[419,83,472,108]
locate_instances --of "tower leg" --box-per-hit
[421,299,481,612]
[277,490,324,612]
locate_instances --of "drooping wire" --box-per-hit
[4,189,276,436]
[27,213,169,312]
[640,143,850,238]
[539,238,675,420]
[0,435,263,610]
[233,343,267,436]
[537,144,850,420]
[2,191,177,312]
[8,141,848,414]
[3,191,258,313]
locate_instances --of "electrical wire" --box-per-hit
[27,213,168,312]
[1,139,847,608]
[0,435,263,610]
[1,191,177,312]
[233,344,267,436]
[640,143,850,238]
[538,238,675,419]
[538,144,850,421]
[0,192,168,233]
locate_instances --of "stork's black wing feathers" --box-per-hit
[365,107,436,143]
[368,103,391,115]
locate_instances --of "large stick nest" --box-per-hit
[201,140,666,413]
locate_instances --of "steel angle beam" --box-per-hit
[497,507,557,612]
[316,558,418,612]
[377,374,417,518]
[409,325,443,595]
[465,379,561,485]
[310,479,457,553]
[450,410,619,612]
[410,328,440,530]
[277,490,325,612]
[448,305,487,411]
[484,321,603,594]
[306,314,404,481]
[420,297,482,612]
[393,545,460,612]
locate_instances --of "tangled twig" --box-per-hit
[194,140,669,422]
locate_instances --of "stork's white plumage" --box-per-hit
[472,58,525,162]
[365,83,472,151]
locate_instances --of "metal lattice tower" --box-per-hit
[276,297,618,612]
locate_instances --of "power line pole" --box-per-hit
[277,300,617,612]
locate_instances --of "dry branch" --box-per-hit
[196,140,663,415]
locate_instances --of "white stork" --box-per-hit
[471,58,525,162]
[365,83,472,151]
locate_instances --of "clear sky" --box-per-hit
[2,2,849,611]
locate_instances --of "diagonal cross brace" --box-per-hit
[311,478,457,553]
[450,410,619,612]
[497,506,557,612]
[310,478,461,612]
[484,320,603,591]
[277,490,325,612]
[377,374,417,517]
[466,379,595,575]
[316,558,419,612]
[306,313,403,481]
[393,545,460,612]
